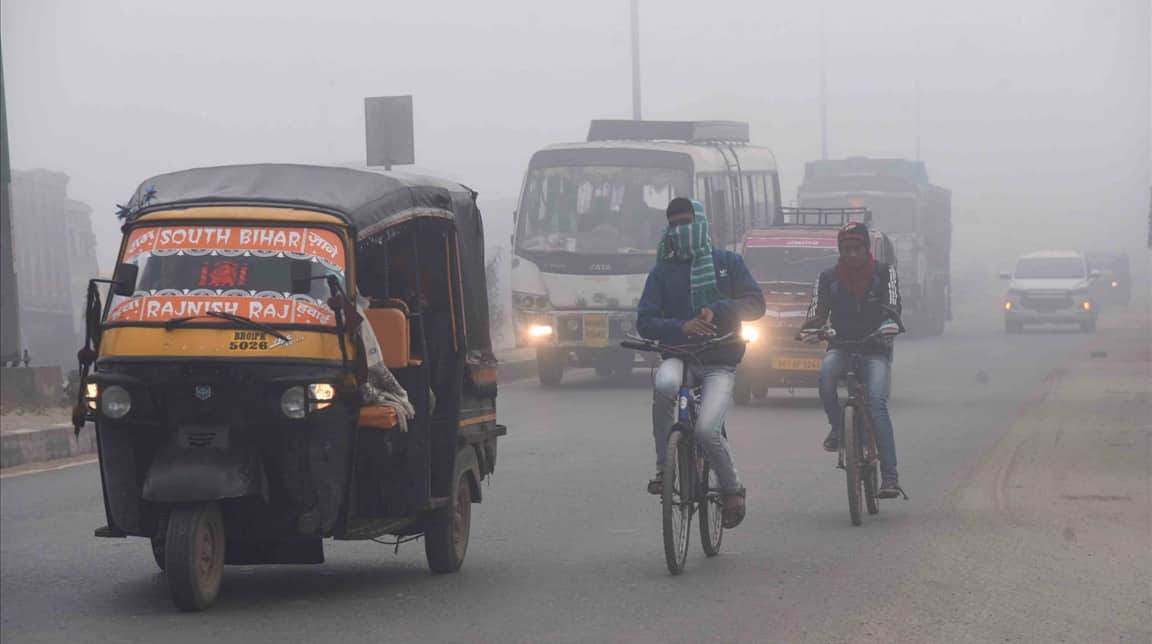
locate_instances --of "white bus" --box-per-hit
[511,120,781,385]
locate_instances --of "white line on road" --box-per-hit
[0,456,98,479]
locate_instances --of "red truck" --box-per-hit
[734,208,895,404]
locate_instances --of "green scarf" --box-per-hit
[657,205,721,311]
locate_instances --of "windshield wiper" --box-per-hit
[164,310,291,343]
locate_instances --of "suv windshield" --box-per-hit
[516,165,691,255]
[744,242,839,285]
[106,224,346,327]
[1014,257,1085,279]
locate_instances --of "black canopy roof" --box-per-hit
[121,163,493,355]
[121,163,474,232]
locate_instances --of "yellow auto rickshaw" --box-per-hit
[75,164,506,611]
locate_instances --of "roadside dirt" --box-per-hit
[811,313,1152,643]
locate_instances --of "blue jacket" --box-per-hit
[637,250,766,366]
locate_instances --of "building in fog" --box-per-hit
[9,169,96,369]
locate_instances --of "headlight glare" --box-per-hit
[85,383,99,410]
[100,385,132,419]
[529,324,553,338]
[741,326,760,343]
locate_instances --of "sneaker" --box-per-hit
[822,427,840,452]
[878,474,902,499]
[721,489,746,528]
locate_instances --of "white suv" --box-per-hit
[1001,250,1100,333]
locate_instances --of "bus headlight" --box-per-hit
[741,326,761,343]
[85,383,99,411]
[529,324,554,338]
[281,386,308,419]
[100,385,132,419]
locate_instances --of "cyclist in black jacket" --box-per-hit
[801,222,905,498]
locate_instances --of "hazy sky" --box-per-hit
[3,0,1149,272]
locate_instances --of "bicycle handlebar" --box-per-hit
[620,332,742,355]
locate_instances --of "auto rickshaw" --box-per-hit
[74,164,506,611]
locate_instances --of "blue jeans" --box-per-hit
[652,359,742,492]
[818,349,897,475]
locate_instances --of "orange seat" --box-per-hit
[364,305,411,369]
[359,405,399,430]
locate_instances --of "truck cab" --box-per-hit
[734,208,894,404]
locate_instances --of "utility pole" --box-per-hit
[631,0,642,120]
[0,39,22,367]
[819,8,828,159]
[914,80,922,161]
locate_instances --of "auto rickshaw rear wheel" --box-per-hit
[425,473,472,573]
[164,502,226,611]
[150,537,166,571]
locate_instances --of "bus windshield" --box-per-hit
[105,223,346,327]
[516,165,691,255]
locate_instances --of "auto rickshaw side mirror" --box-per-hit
[290,259,314,295]
[112,263,139,296]
[998,271,1012,280]
[1089,269,1102,279]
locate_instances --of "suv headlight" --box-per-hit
[100,385,132,419]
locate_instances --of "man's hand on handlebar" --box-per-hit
[681,308,717,337]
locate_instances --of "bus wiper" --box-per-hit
[165,310,291,343]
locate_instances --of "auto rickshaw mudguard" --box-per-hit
[455,444,482,503]
[142,445,268,504]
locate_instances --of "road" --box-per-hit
[2,303,1149,643]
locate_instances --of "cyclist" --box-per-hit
[637,197,766,528]
[801,221,904,498]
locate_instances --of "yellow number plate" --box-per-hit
[771,357,823,371]
[583,314,609,347]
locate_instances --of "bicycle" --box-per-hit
[796,326,908,526]
[621,333,743,574]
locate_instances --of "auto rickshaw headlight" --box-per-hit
[528,324,553,338]
[308,383,336,412]
[100,385,132,419]
[281,386,308,419]
[85,383,99,411]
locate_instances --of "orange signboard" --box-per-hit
[123,225,345,268]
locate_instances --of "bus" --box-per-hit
[511,120,781,385]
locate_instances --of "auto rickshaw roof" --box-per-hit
[119,163,475,232]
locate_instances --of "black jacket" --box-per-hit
[638,250,766,366]
[803,262,902,356]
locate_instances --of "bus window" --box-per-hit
[705,175,733,248]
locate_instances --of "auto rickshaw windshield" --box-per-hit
[105,222,348,327]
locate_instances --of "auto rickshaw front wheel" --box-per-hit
[425,473,472,573]
[164,502,226,611]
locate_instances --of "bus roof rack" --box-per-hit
[587,120,750,144]
[776,207,872,227]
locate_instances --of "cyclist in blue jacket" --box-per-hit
[637,197,766,528]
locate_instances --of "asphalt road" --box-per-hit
[2,303,1148,643]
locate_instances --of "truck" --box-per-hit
[734,208,895,404]
[511,120,782,386]
[798,157,951,336]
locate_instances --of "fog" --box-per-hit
[2,0,1149,275]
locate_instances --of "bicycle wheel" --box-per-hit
[862,414,880,516]
[698,456,723,557]
[662,427,693,574]
[842,404,863,526]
